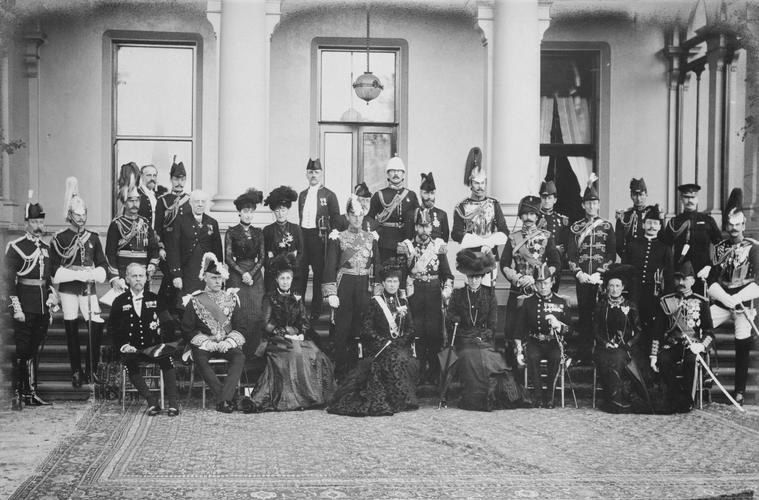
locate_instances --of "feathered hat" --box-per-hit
[379,258,403,281]
[264,185,298,210]
[420,172,436,192]
[413,208,432,226]
[63,177,87,219]
[602,263,636,289]
[456,249,496,276]
[582,172,599,202]
[354,182,372,198]
[270,252,298,277]
[199,252,228,280]
[117,162,141,203]
[463,147,484,186]
[24,190,45,221]
[170,155,187,178]
[532,262,554,282]
[234,188,264,211]
[346,194,367,217]
[723,187,744,230]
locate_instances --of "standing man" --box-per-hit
[167,189,223,298]
[334,183,379,233]
[51,177,109,387]
[705,189,759,405]
[298,158,340,320]
[400,208,453,383]
[537,181,569,292]
[615,178,660,261]
[181,254,246,413]
[138,164,159,229]
[367,155,419,265]
[110,263,179,416]
[6,201,56,409]
[323,195,381,379]
[414,173,449,242]
[567,176,616,363]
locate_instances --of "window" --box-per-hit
[112,42,197,213]
[540,49,600,222]
[316,43,403,202]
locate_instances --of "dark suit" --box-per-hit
[166,212,223,297]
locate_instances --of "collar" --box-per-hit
[644,234,657,241]
[607,296,625,307]
[25,233,42,243]
[414,235,430,246]
[387,184,404,191]
[132,291,144,301]
[277,288,291,296]
[307,184,321,192]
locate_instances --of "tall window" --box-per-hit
[112,42,196,213]
[540,50,600,222]
[317,45,401,201]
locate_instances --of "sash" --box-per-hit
[53,230,92,266]
[9,239,43,277]
[193,292,233,334]
[376,189,408,224]
[116,217,146,250]
[373,295,399,336]
[455,199,487,221]
[408,239,438,274]
[576,218,605,248]
[163,193,189,228]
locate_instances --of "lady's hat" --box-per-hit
[270,252,297,277]
[379,258,403,281]
[455,249,496,276]
[602,263,636,288]
[264,185,298,210]
[234,188,264,211]
[199,252,229,280]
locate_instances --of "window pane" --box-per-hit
[115,140,192,193]
[321,50,395,123]
[116,45,194,137]
[540,52,596,146]
[323,132,353,209]
[362,132,392,194]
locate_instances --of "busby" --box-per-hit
[540,180,557,196]
[117,162,140,204]
[723,187,744,229]
[532,262,554,282]
[518,195,541,216]
[379,258,403,281]
[413,208,432,226]
[170,155,187,178]
[463,147,484,186]
[420,172,436,192]
[629,178,647,193]
[602,263,636,289]
[677,183,701,194]
[306,158,323,171]
[270,252,297,277]
[455,249,496,276]
[264,185,298,210]
[673,261,695,279]
[199,252,228,280]
[25,197,45,221]
[63,177,86,219]
[354,182,372,198]
[582,173,599,202]
[644,204,662,221]
[386,155,406,172]
[234,188,264,211]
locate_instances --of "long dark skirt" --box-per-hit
[593,346,652,413]
[455,338,528,411]
[328,342,419,417]
[248,338,335,411]
[227,272,265,358]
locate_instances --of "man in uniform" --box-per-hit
[623,205,673,352]
[5,201,57,409]
[166,189,223,298]
[413,172,449,242]
[661,183,722,291]
[651,261,714,413]
[298,158,340,320]
[615,178,661,261]
[51,177,109,387]
[705,188,759,405]
[367,155,419,265]
[334,183,379,233]
[514,264,570,408]
[501,195,561,356]
[567,177,616,363]
[138,164,159,229]
[181,253,246,413]
[400,208,453,383]
[323,195,381,379]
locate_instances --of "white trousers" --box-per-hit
[710,304,755,341]
[60,293,104,323]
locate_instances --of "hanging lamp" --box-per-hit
[352,6,383,104]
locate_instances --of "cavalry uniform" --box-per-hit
[368,185,419,263]
[538,209,569,254]
[451,196,508,249]
[105,214,160,279]
[166,211,223,297]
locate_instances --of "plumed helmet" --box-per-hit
[723,187,744,230]
[64,177,87,219]
[346,194,367,217]
[413,208,433,226]
[532,262,554,282]
[264,185,298,210]
[25,191,45,221]
[644,204,662,221]
[463,147,484,186]
[199,252,228,280]
[117,162,141,204]
[170,155,187,178]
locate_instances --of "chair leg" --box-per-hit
[560,364,565,408]
[186,363,195,405]
[121,365,126,412]
[160,370,165,409]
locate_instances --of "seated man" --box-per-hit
[110,263,179,416]
[181,253,246,413]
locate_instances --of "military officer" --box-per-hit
[334,182,379,233]
[705,188,759,405]
[166,189,223,298]
[412,172,449,242]
[400,208,453,382]
[367,155,419,265]
[615,178,661,261]
[263,185,303,293]
[567,176,616,363]
[537,181,569,292]
[137,164,159,229]
[5,201,57,409]
[298,158,340,320]
[51,178,109,387]
[514,264,569,408]
[323,195,381,379]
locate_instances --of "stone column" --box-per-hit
[24,26,46,214]
[703,33,728,216]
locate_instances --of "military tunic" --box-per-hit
[538,208,569,252]
[105,215,160,279]
[367,186,419,262]
[166,211,223,297]
[451,196,509,247]
[154,191,190,316]
[615,205,659,261]
[661,211,722,274]
[50,228,109,296]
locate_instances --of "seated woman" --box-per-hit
[242,254,334,412]
[593,264,649,413]
[328,260,419,416]
[447,249,527,411]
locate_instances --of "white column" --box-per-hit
[704,34,728,216]
[490,0,543,214]
[24,27,46,211]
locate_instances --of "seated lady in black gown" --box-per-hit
[328,260,419,416]
[242,254,334,412]
[447,249,528,411]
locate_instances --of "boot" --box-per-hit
[25,359,51,406]
[64,320,83,387]
[84,321,104,384]
[12,389,23,411]
[11,359,24,411]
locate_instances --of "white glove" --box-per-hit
[217,340,231,354]
[111,278,127,293]
[546,314,562,331]
[589,272,602,285]
[689,342,705,355]
[327,295,340,309]
[173,278,183,290]
[576,272,590,284]
[120,344,138,354]
[697,265,711,280]
[13,311,25,322]
[516,352,525,366]
[649,356,658,373]
[242,272,253,285]
[159,248,167,261]
[441,285,452,301]
[147,263,156,276]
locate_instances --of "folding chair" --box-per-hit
[122,362,164,411]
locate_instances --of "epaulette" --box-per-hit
[5,235,25,254]
[745,237,759,246]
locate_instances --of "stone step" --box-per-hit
[35,381,93,401]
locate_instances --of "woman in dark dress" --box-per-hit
[328,260,419,416]
[225,189,266,357]
[592,264,648,413]
[242,254,335,412]
[447,249,528,411]
[263,186,303,293]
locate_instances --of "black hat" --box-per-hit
[644,204,662,221]
[379,258,403,281]
[603,263,636,288]
[463,147,484,186]
[722,187,744,230]
[264,186,298,210]
[420,172,436,192]
[25,202,45,220]
[353,182,371,198]
[540,180,557,196]
[532,262,554,282]
[629,178,647,193]
[170,155,187,178]
[270,253,297,277]
[306,158,322,171]
[677,183,701,194]
[413,208,432,226]
[518,195,541,216]
[673,261,695,278]
[455,249,496,276]
[582,185,599,202]
[234,188,263,211]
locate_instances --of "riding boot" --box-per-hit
[11,358,24,411]
[64,320,83,387]
[84,321,104,384]
[26,359,51,406]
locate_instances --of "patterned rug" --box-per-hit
[10,400,759,499]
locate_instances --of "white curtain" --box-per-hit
[555,95,593,189]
